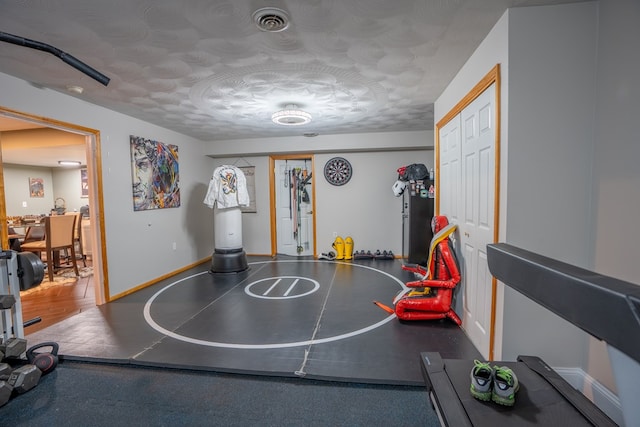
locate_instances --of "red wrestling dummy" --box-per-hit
[394,215,462,324]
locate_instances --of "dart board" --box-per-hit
[324,157,352,186]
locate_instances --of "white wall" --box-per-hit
[2,71,434,297]
[52,167,90,213]
[314,150,433,255]
[437,1,601,365]
[3,164,54,216]
[203,131,431,157]
[435,2,638,424]
[208,148,434,256]
[3,165,88,216]
[0,72,212,298]
[434,8,510,359]
[503,2,598,366]
[592,0,640,293]
[591,1,640,423]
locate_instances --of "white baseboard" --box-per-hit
[554,366,623,426]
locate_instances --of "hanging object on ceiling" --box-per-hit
[0,31,110,86]
[324,157,352,186]
[272,104,312,126]
[252,7,290,33]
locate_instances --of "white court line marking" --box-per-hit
[143,260,406,349]
[295,262,339,376]
[283,278,299,296]
[246,276,320,299]
[263,278,282,296]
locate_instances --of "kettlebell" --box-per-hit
[26,342,59,375]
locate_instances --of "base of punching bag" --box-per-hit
[210,248,249,274]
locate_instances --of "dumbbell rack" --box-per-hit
[1,250,24,340]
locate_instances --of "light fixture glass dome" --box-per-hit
[272,105,312,126]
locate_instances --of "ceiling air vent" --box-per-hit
[252,7,290,32]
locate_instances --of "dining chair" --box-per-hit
[65,212,86,267]
[8,226,22,251]
[21,215,79,282]
[22,224,46,244]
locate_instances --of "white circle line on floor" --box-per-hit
[245,276,320,299]
[143,260,406,349]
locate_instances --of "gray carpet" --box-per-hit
[2,361,439,427]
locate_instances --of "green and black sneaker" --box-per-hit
[470,359,493,401]
[492,365,520,406]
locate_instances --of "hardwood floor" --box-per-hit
[20,260,96,335]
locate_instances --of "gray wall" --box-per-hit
[3,164,89,217]
[436,1,638,423]
[3,164,55,216]
[590,1,640,419]
[1,71,433,297]
[208,150,433,256]
[437,0,599,366]
[504,2,598,368]
[1,72,212,298]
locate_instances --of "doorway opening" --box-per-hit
[269,154,316,257]
[0,106,108,317]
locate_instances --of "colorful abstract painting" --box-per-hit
[130,135,180,211]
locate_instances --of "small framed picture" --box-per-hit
[29,177,44,198]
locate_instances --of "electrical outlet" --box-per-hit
[22,201,27,208]
[172,242,177,250]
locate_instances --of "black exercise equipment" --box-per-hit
[0,338,27,358]
[0,380,10,407]
[486,243,640,365]
[0,295,16,309]
[16,251,45,291]
[421,352,616,427]
[207,166,250,273]
[26,342,59,375]
[486,243,640,425]
[0,363,42,406]
[0,31,110,86]
[2,250,45,348]
[0,362,11,377]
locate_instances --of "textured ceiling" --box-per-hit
[0,0,583,142]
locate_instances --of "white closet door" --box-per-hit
[458,84,496,359]
[439,115,462,224]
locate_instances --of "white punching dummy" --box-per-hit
[204,165,250,273]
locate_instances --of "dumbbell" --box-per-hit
[0,363,42,406]
[0,338,27,359]
[0,294,16,309]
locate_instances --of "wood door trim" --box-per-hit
[269,154,317,257]
[0,106,110,304]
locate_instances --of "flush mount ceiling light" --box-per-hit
[58,160,81,166]
[252,7,290,32]
[272,105,312,126]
